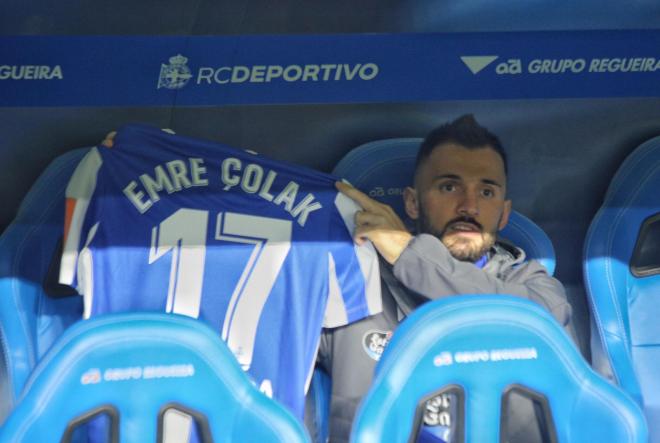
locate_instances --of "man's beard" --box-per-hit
[417,210,499,262]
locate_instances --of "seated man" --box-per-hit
[318,114,576,443]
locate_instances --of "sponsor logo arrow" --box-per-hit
[460,56,499,74]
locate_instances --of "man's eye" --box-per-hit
[440,183,456,192]
[481,188,494,198]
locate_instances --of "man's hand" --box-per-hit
[100,131,116,148]
[336,181,413,264]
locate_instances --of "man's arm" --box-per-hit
[394,234,575,337]
[336,181,576,343]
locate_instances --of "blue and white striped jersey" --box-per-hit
[60,124,381,418]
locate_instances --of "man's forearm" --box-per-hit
[392,234,577,342]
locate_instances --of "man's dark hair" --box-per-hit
[415,114,508,177]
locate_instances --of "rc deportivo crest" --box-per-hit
[362,329,392,361]
[158,54,193,90]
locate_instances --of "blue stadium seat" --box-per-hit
[0,312,310,443]
[584,135,660,442]
[0,149,88,423]
[351,295,647,443]
[332,138,556,275]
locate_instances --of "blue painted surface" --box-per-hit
[2,32,660,107]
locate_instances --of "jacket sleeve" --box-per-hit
[392,234,577,344]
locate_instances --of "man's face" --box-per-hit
[403,143,512,262]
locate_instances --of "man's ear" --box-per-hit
[403,187,419,220]
[498,199,512,230]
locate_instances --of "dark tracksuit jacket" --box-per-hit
[315,233,577,443]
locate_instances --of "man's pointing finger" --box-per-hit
[335,181,381,212]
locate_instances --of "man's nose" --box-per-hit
[457,191,479,216]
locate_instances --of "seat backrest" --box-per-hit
[0,312,310,443]
[584,135,660,440]
[0,149,87,422]
[332,139,556,274]
[350,295,647,443]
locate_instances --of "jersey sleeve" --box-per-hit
[324,192,382,328]
[59,147,103,292]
